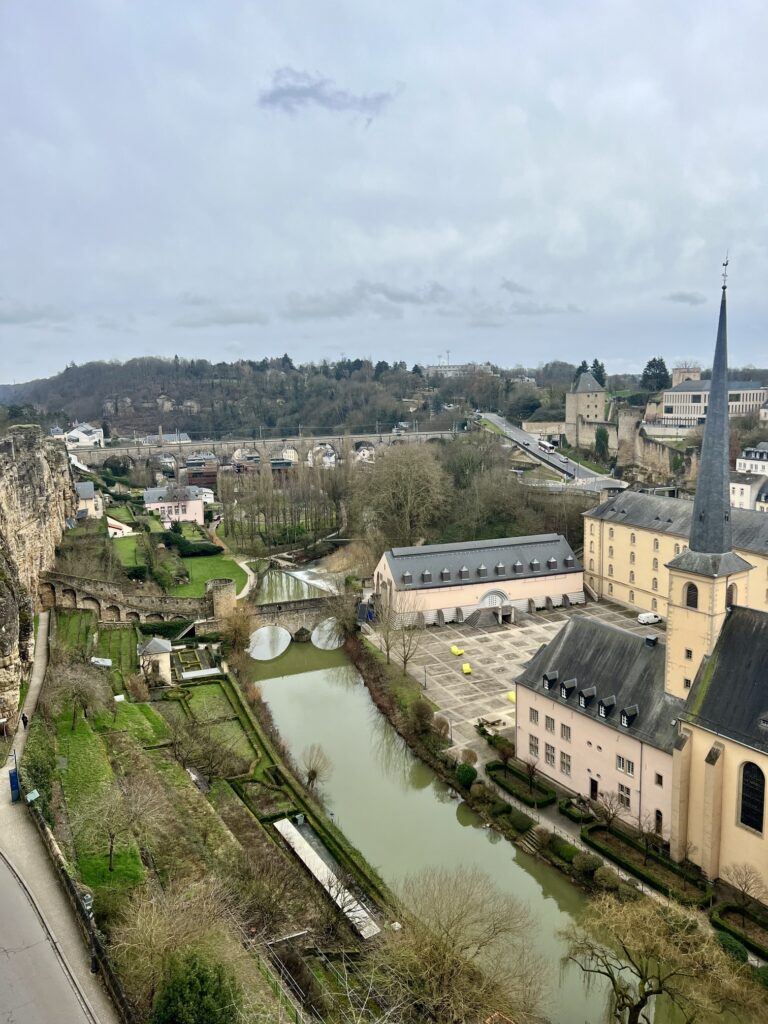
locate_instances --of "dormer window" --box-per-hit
[459,566,469,580]
[530,558,540,572]
[564,555,575,568]
[560,678,576,699]
[620,704,639,728]
[578,686,596,708]
[543,670,558,691]
[477,564,487,578]
[495,562,505,576]
[440,568,451,582]
[421,569,432,583]
[513,560,523,573]
[547,557,557,570]
[598,696,616,718]
[402,571,412,585]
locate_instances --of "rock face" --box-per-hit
[0,426,75,718]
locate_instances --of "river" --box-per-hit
[250,642,612,1024]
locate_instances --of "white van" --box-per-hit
[637,612,662,625]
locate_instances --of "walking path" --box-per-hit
[0,612,118,1024]
[208,519,257,599]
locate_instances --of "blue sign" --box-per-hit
[9,768,20,803]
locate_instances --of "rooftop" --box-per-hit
[572,371,604,394]
[684,607,768,754]
[137,636,173,656]
[517,616,685,752]
[665,379,765,393]
[384,534,580,591]
[75,481,95,500]
[586,490,768,557]
[143,485,205,504]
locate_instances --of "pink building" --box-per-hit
[142,485,205,526]
[516,617,683,834]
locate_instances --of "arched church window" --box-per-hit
[629,590,635,603]
[608,545,613,558]
[685,583,698,609]
[609,528,614,539]
[726,583,737,608]
[652,558,658,570]
[589,559,594,570]
[608,565,613,577]
[740,762,765,833]
[629,571,635,583]
[674,543,680,555]
[608,583,613,595]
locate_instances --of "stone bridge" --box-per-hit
[69,429,457,469]
[248,597,335,639]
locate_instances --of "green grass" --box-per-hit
[186,683,235,722]
[94,702,170,744]
[113,535,145,567]
[209,720,255,762]
[480,417,507,436]
[167,553,247,597]
[180,522,208,542]
[141,515,164,533]
[56,611,97,657]
[107,505,134,524]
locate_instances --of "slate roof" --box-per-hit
[572,371,604,394]
[683,607,768,754]
[384,534,581,591]
[586,490,768,557]
[75,481,95,500]
[517,616,685,752]
[137,636,172,656]
[665,379,765,393]
[143,485,205,504]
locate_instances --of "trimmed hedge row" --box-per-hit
[711,903,768,961]
[485,760,557,808]
[161,530,220,557]
[558,797,595,824]
[581,823,712,907]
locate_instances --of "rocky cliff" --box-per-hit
[0,426,75,718]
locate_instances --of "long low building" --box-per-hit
[373,534,584,625]
[584,489,768,616]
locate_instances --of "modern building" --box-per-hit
[656,378,768,427]
[64,422,104,449]
[75,481,104,520]
[142,485,205,525]
[729,472,768,511]
[518,278,768,881]
[736,441,768,474]
[373,534,583,626]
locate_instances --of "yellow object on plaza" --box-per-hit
[507,691,516,703]
[462,663,472,675]
[450,645,465,656]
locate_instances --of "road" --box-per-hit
[481,413,606,481]
[0,612,117,1024]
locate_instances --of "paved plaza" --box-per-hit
[381,601,666,753]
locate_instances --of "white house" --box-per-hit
[65,422,104,449]
[142,485,205,525]
[729,471,768,511]
[735,441,768,474]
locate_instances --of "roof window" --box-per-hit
[402,571,412,585]
[494,562,505,576]
[421,569,432,583]
[477,564,487,578]
[513,560,523,573]
[560,678,576,699]
[620,704,639,728]
[564,554,575,568]
[440,568,451,582]
[578,686,596,708]
[530,558,540,572]
[543,670,558,691]
[598,695,616,718]
[547,557,557,570]
[459,566,469,580]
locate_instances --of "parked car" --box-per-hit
[559,455,569,463]
[637,612,662,625]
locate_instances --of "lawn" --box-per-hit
[113,535,145,567]
[186,683,235,723]
[56,611,97,657]
[180,522,208,542]
[167,552,247,597]
[480,417,507,436]
[107,505,134,524]
[95,627,138,695]
[209,720,256,763]
[94,702,170,745]
[140,515,164,533]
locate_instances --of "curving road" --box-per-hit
[482,413,607,482]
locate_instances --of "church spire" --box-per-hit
[688,271,732,554]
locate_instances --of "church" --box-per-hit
[516,275,768,881]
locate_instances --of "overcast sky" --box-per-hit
[2,1,768,384]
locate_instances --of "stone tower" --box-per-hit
[664,280,752,699]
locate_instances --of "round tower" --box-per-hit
[206,578,237,621]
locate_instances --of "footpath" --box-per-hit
[0,610,118,1024]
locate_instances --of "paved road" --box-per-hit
[0,611,117,1024]
[482,412,606,481]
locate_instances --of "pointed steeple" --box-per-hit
[688,282,731,554]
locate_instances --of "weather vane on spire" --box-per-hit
[722,253,729,289]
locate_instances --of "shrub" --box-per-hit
[456,763,478,788]
[573,852,602,879]
[461,747,478,766]
[409,698,434,736]
[489,800,511,818]
[19,718,56,822]
[126,566,148,582]
[756,965,768,990]
[546,834,579,864]
[594,865,622,892]
[434,715,450,740]
[160,531,220,557]
[151,951,241,1024]
[485,760,557,808]
[716,931,749,964]
[559,797,595,824]
[469,781,488,802]
[508,807,534,833]
[126,675,150,702]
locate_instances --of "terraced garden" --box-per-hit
[167,552,247,597]
[55,610,97,656]
[94,626,139,694]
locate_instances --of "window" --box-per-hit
[629,571,635,583]
[653,538,659,551]
[685,648,693,661]
[616,754,625,772]
[560,752,571,776]
[608,565,614,577]
[618,783,631,809]
[629,552,636,565]
[652,577,658,591]
[545,715,555,733]
[608,583,613,595]
[685,583,698,609]
[529,735,539,758]
[740,762,765,832]
[590,523,594,535]
[655,773,663,787]
[629,591,635,603]
[589,541,594,553]
[684,677,692,689]
[651,598,658,611]
[655,809,663,835]
[561,724,571,742]
[652,558,658,570]
[545,743,555,767]
[529,707,539,725]
[626,759,635,778]
[674,543,680,554]
[589,559,594,570]
[608,545,614,558]
[630,532,636,544]
[609,528,614,539]
[726,583,737,608]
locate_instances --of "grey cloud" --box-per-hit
[178,291,213,307]
[500,278,532,296]
[173,307,269,328]
[282,280,450,321]
[664,291,707,306]
[95,314,135,332]
[0,303,71,326]
[508,300,582,316]
[258,67,397,117]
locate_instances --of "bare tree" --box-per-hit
[301,743,332,791]
[393,606,424,676]
[593,790,624,830]
[168,716,250,782]
[564,892,762,1024]
[461,747,478,767]
[366,866,544,1024]
[221,605,252,654]
[522,758,538,794]
[722,862,768,927]
[46,660,111,731]
[637,812,665,866]
[320,590,359,646]
[374,585,398,665]
[497,741,515,777]
[433,716,450,741]
[71,778,163,872]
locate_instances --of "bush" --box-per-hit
[756,965,768,990]
[469,781,488,802]
[559,797,595,824]
[126,566,148,582]
[546,833,579,864]
[19,718,56,822]
[151,951,241,1024]
[508,807,534,834]
[485,760,557,808]
[573,852,602,879]
[489,800,511,818]
[716,931,749,964]
[160,531,220,557]
[409,698,434,736]
[711,903,768,960]
[594,865,621,892]
[456,763,478,788]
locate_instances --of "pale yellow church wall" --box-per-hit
[680,725,768,880]
[583,513,768,617]
[374,557,583,615]
[515,687,673,830]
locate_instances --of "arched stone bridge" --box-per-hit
[69,429,457,469]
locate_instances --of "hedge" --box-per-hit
[508,806,534,834]
[581,824,712,907]
[710,903,768,961]
[558,798,595,824]
[485,760,557,808]
[161,531,220,557]
[137,620,192,639]
[546,833,579,864]
[716,931,749,964]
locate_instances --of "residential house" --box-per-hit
[137,636,172,684]
[729,471,768,510]
[75,481,104,520]
[142,485,205,525]
[736,441,768,474]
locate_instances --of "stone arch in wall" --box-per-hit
[61,588,77,609]
[81,597,101,616]
[739,761,765,833]
[38,582,56,610]
[125,611,140,622]
[146,612,164,622]
[479,590,508,608]
[103,605,121,622]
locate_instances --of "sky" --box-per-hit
[2,1,768,384]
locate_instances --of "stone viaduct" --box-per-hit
[69,429,457,469]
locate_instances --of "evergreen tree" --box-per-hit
[640,357,671,392]
[151,952,240,1024]
[573,360,589,383]
[590,359,607,387]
